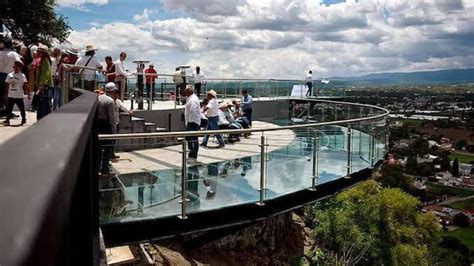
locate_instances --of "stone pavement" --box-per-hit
[0,110,37,145]
[111,121,295,174]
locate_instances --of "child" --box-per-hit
[3,60,28,126]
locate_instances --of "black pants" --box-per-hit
[5,97,26,121]
[306,82,313,96]
[195,83,202,98]
[98,119,114,173]
[146,83,155,101]
[243,108,253,126]
[186,122,200,159]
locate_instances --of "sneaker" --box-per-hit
[2,120,10,126]
[111,154,120,159]
[21,118,26,125]
[206,190,216,199]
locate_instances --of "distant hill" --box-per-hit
[330,68,474,86]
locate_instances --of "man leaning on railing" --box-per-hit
[97,84,117,176]
[75,44,103,91]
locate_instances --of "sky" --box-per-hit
[55,0,474,79]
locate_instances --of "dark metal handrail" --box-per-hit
[0,89,99,266]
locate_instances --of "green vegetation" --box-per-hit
[427,183,474,198]
[440,227,474,254]
[444,198,474,210]
[449,152,474,164]
[304,180,440,265]
[0,0,71,45]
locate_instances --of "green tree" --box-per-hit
[307,181,440,265]
[0,0,70,45]
[451,158,459,177]
[406,156,418,175]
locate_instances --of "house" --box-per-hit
[436,171,463,186]
[459,163,474,178]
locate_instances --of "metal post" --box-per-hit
[178,141,188,219]
[309,129,319,190]
[257,135,267,206]
[346,124,352,178]
[371,124,376,167]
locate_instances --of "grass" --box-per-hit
[449,152,474,164]
[427,182,474,198]
[444,198,474,210]
[440,226,474,254]
[400,118,424,128]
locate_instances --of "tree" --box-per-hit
[406,156,418,175]
[0,0,70,45]
[452,213,470,227]
[306,180,440,265]
[451,158,459,178]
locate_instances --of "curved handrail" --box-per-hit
[99,98,389,140]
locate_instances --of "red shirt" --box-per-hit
[106,62,116,83]
[145,68,157,84]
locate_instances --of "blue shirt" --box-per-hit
[241,94,253,111]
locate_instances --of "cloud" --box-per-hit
[63,0,474,79]
[56,0,109,6]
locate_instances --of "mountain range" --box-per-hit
[329,68,474,86]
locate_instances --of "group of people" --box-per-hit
[184,85,253,163]
[173,66,206,104]
[0,37,80,125]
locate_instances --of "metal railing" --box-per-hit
[98,98,389,220]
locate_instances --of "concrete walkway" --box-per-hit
[111,121,295,174]
[0,111,37,145]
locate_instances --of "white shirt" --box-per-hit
[51,57,58,75]
[75,55,102,81]
[205,98,219,117]
[218,110,229,125]
[305,73,313,83]
[192,70,206,84]
[6,72,27,98]
[114,59,127,81]
[0,49,21,73]
[185,93,201,125]
[115,99,128,125]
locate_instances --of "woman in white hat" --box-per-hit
[75,44,103,91]
[201,90,225,148]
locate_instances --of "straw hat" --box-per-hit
[219,102,228,108]
[85,44,97,52]
[207,90,217,97]
[37,43,50,54]
[66,47,79,55]
[226,101,234,107]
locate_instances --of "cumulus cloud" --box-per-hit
[64,0,474,79]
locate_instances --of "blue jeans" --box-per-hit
[53,86,62,109]
[186,122,200,158]
[202,116,224,145]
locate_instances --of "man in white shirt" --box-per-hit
[305,70,313,97]
[192,66,206,99]
[201,90,225,148]
[75,44,103,91]
[114,52,128,100]
[0,38,21,110]
[184,85,201,161]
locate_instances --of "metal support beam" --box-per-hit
[346,124,352,178]
[178,141,189,219]
[371,124,376,167]
[309,129,319,190]
[257,135,267,206]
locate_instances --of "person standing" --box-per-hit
[114,51,127,100]
[184,85,201,162]
[104,56,116,83]
[75,44,103,91]
[144,63,158,102]
[305,70,313,97]
[201,90,225,148]
[173,67,184,105]
[0,38,21,111]
[241,90,253,127]
[97,84,117,175]
[36,44,54,110]
[2,61,28,126]
[192,66,206,99]
[50,48,62,110]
